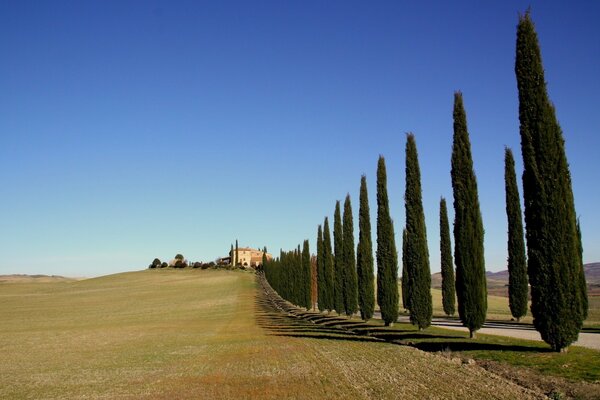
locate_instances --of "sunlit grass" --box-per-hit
[1,269,544,399]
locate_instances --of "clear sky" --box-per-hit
[1,1,599,277]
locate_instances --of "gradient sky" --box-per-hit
[1,1,599,277]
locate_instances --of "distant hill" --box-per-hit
[431,263,600,295]
[584,263,600,283]
[0,274,76,283]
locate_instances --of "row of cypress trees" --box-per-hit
[263,242,312,310]
[264,11,587,351]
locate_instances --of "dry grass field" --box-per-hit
[0,269,546,399]
[429,287,600,328]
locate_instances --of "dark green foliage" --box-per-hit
[451,92,487,338]
[160,262,168,268]
[264,241,313,310]
[376,156,399,326]
[333,201,345,315]
[576,220,588,321]
[357,175,375,320]
[230,244,234,265]
[302,240,312,310]
[404,134,432,329]
[401,228,409,311]
[516,12,587,350]
[149,258,161,269]
[439,198,456,316]
[504,148,528,321]
[316,224,327,312]
[262,246,267,270]
[323,217,335,312]
[175,254,184,261]
[342,194,359,316]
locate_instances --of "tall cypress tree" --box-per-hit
[316,224,326,312]
[439,198,456,316]
[323,217,335,312]
[357,175,375,320]
[576,220,588,321]
[302,240,312,310]
[235,240,239,266]
[333,201,345,315]
[504,147,528,322]
[451,92,487,338]
[516,12,586,350]
[401,228,409,311]
[404,133,432,330]
[230,244,234,265]
[262,246,268,270]
[376,156,399,326]
[342,194,359,317]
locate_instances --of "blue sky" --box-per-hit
[1,1,598,277]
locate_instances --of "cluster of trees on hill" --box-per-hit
[148,254,216,270]
[263,11,587,351]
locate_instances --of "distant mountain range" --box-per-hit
[432,262,600,291]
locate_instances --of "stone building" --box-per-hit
[228,247,272,268]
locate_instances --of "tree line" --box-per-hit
[263,11,587,352]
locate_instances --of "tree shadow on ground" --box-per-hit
[412,340,552,353]
[270,332,384,343]
[368,332,461,341]
[581,327,600,334]
[254,276,549,355]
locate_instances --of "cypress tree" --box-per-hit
[401,228,409,311]
[230,244,234,265]
[323,217,335,312]
[451,92,487,338]
[376,156,399,326]
[504,148,528,322]
[576,220,588,321]
[262,246,268,270]
[235,240,239,266]
[333,201,345,315]
[311,254,318,310]
[357,175,375,320]
[302,240,312,310]
[316,224,326,312]
[297,244,303,306]
[342,194,359,317]
[404,133,432,330]
[439,198,456,316]
[516,11,587,350]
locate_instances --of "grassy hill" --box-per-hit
[1,269,544,399]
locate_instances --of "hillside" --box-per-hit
[0,274,77,283]
[432,263,600,294]
[0,269,542,399]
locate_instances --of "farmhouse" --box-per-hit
[227,247,272,268]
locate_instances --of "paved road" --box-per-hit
[393,315,600,351]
